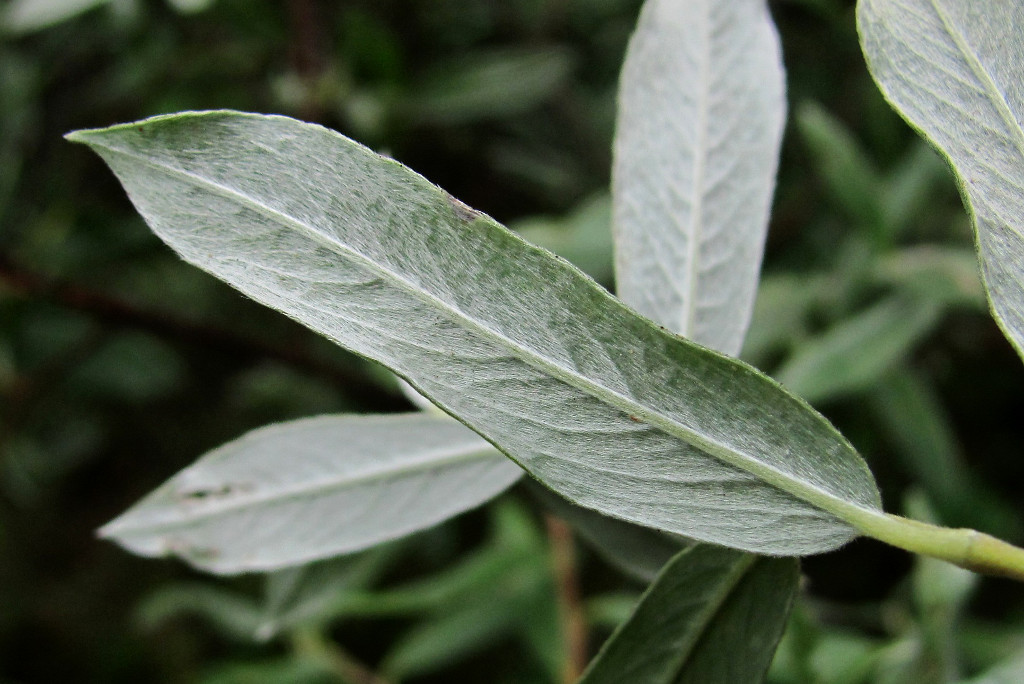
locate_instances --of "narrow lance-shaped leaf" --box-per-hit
[857,0,1024,361]
[579,545,799,684]
[613,0,785,356]
[100,413,521,574]
[602,2,799,677]
[68,111,881,555]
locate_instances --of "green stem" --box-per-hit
[546,514,588,684]
[844,508,1024,582]
[290,628,392,684]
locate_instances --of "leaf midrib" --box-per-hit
[665,551,757,680]
[89,131,874,527]
[103,443,505,535]
[682,0,712,340]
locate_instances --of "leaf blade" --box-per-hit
[579,545,799,684]
[70,111,880,555]
[612,0,785,355]
[100,413,521,573]
[857,0,1024,360]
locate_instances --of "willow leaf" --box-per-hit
[613,0,785,355]
[858,0,1024,360]
[68,111,881,555]
[100,413,521,574]
[579,545,798,684]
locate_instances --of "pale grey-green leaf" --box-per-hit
[858,0,1024,360]
[100,413,521,574]
[70,111,881,555]
[613,0,785,355]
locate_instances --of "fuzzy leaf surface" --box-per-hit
[579,545,798,684]
[612,0,785,355]
[70,111,881,555]
[858,0,1024,360]
[100,413,521,573]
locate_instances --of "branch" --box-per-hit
[546,514,588,682]
[0,255,406,412]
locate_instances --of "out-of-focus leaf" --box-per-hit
[907,492,977,682]
[872,247,986,310]
[257,548,397,640]
[798,101,885,239]
[809,633,885,684]
[489,139,593,206]
[873,637,931,684]
[224,364,347,422]
[769,605,885,684]
[381,597,527,680]
[880,141,955,237]
[859,0,1024,361]
[69,331,185,401]
[869,370,1021,537]
[579,544,798,684]
[526,481,683,583]
[585,593,641,631]
[0,52,38,219]
[776,296,941,403]
[69,111,883,556]
[0,0,111,33]
[100,413,521,573]
[199,656,337,684]
[513,194,613,284]
[741,272,827,365]
[613,0,785,355]
[405,47,575,124]
[960,650,1024,684]
[138,583,265,642]
[959,620,1024,677]
[374,502,558,681]
[311,501,546,620]
[165,0,213,14]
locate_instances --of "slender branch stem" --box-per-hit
[546,514,588,683]
[0,254,405,412]
[845,508,1024,582]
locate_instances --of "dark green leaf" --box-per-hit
[579,544,798,684]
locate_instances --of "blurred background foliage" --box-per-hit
[0,0,1022,682]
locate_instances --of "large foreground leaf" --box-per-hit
[69,111,881,555]
[579,545,798,683]
[858,0,1024,360]
[100,414,521,573]
[612,0,785,355]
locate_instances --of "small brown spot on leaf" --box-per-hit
[446,192,481,223]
